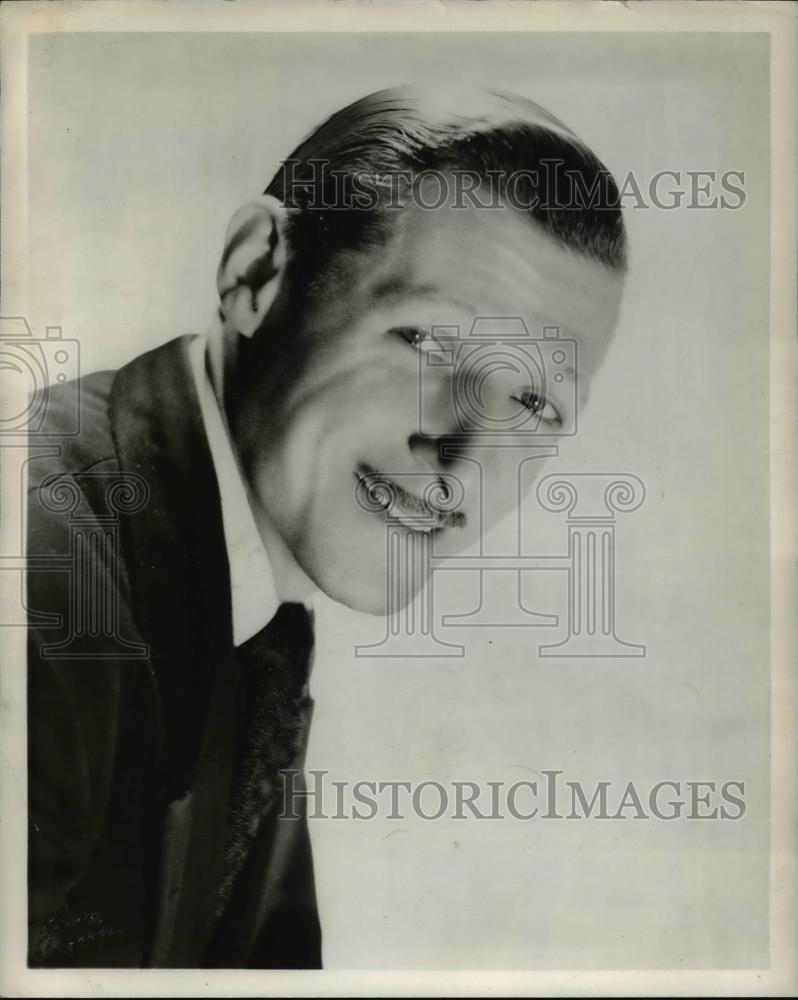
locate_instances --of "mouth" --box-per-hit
[354,463,466,534]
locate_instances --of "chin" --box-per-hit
[313,559,427,617]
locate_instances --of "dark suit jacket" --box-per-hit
[26,336,322,968]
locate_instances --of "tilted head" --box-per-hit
[217,86,628,614]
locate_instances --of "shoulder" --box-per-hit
[27,369,118,492]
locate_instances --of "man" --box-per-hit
[26,86,627,967]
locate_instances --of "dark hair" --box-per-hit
[264,86,627,291]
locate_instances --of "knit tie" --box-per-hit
[215,602,315,914]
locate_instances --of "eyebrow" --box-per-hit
[371,277,579,379]
[370,278,477,316]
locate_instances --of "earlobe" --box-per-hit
[217,195,287,338]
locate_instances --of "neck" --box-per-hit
[252,502,317,607]
[207,311,317,609]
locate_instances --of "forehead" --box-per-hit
[350,199,625,358]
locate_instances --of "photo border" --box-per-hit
[1,2,795,996]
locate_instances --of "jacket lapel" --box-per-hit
[109,335,240,965]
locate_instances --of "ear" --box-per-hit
[216,194,288,338]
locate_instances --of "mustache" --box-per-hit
[355,463,466,529]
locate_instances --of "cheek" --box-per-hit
[278,357,418,471]
[286,331,415,416]
[253,369,417,529]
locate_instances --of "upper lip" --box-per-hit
[355,463,465,531]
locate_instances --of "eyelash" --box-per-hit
[512,390,559,423]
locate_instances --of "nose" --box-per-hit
[407,432,482,505]
[408,358,488,503]
[408,432,467,470]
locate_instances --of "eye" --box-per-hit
[391,326,429,350]
[513,390,562,425]
[390,326,453,364]
[388,326,454,368]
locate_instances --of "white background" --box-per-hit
[27,31,770,969]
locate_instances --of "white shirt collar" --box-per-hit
[187,331,279,645]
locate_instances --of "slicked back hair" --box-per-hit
[264,86,627,293]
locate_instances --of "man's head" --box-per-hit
[217,86,627,614]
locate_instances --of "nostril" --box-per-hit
[436,434,468,467]
[408,432,468,469]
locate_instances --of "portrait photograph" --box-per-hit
[0,2,795,997]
